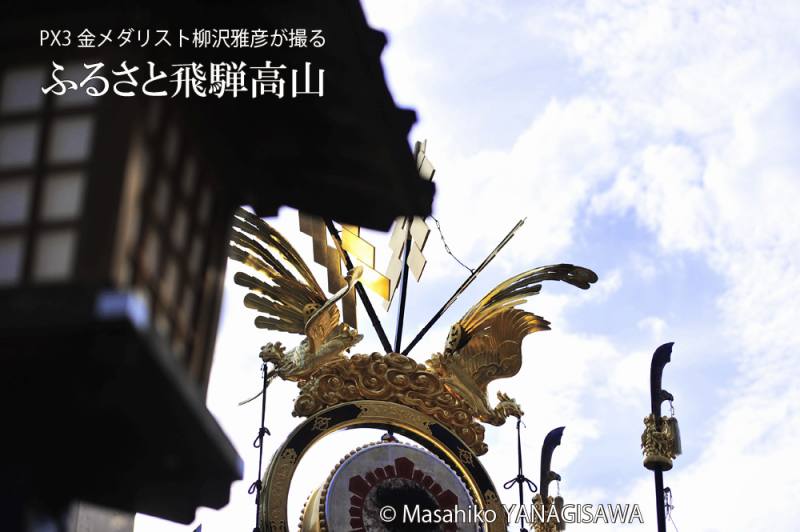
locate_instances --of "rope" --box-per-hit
[249,363,274,532]
[665,402,680,532]
[430,215,474,274]
[664,487,679,532]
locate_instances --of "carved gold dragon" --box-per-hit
[229,209,597,453]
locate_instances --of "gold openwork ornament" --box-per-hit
[293,352,489,454]
[531,493,566,532]
[229,208,597,456]
[260,400,508,532]
[641,413,681,471]
[229,208,598,531]
[483,489,507,528]
[266,448,298,530]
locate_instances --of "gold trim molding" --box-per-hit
[261,400,506,532]
[292,352,489,455]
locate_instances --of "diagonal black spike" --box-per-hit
[324,219,392,353]
[394,217,412,353]
[402,218,525,355]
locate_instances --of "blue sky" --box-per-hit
[137,2,800,530]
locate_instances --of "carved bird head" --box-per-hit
[444,323,465,355]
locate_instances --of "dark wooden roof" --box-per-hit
[0,2,432,525]
[0,286,242,524]
[1,0,435,230]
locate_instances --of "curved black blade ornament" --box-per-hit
[642,342,681,532]
[539,426,564,503]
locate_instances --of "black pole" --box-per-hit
[401,218,525,355]
[324,219,393,353]
[502,419,537,531]
[400,293,453,356]
[654,471,665,532]
[516,419,526,531]
[394,218,412,353]
[250,364,272,532]
[649,342,674,532]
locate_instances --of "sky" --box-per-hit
[136,1,800,531]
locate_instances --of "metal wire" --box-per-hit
[664,487,679,532]
[430,215,474,274]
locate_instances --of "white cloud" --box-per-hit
[555,1,800,529]
[629,252,659,281]
[370,1,800,529]
[416,97,621,283]
[637,316,667,341]
[584,268,622,303]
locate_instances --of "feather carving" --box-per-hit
[429,264,597,424]
[228,207,362,379]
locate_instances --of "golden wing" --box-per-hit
[450,264,597,351]
[228,207,340,351]
[455,309,550,391]
[444,264,597,382]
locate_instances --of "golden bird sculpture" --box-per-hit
[228,207,363,381]
[229,209,598,445]
[426,264,598,425]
